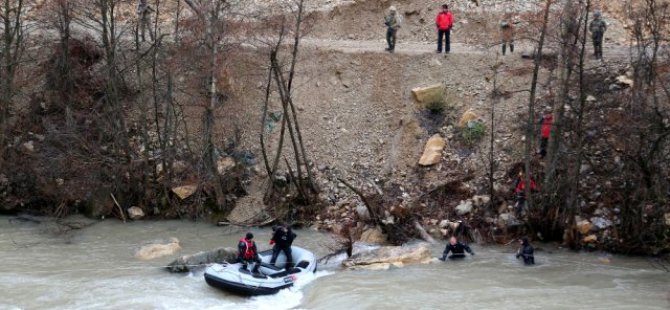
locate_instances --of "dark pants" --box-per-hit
[239,255,261,273]
[592,32,603,59]
[437,29,451,53]
[139,14,154,42]
[515,193,526,215]
[270,246,293,268]
[502,42,514,55]
[539,137,548,158]
[521,255,535,265]
[386,27,397,51]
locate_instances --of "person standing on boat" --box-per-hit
[238,232,261,273]
[270,224,297,268]
[516,236,535,265]
[439,236,474,260]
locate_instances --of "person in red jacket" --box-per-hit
[514,171,537,216]
[435,4,454,53]
[539,110,553,159]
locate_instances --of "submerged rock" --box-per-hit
[135,238,181,260]
[342,243,434,270]
[166,247,237,273]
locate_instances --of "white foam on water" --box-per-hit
[203,270,334,310]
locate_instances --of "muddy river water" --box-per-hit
[0,217,668,309]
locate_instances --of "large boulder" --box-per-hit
[471,195,490,207]
[359,226,387,245]
[127,206,145,220]
[135,238,181,260]
[166,247,238,273]
[411,84,444,104]
[172,185,198,200]
[419,134,446,166]
[343,243,434,270]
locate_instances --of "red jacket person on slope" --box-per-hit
[436,4,454,53]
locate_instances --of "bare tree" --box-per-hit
[523,0,553,213]
[0,0,25,150]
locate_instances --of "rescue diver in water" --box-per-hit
[439,236,475,260]
[516,236,535,265]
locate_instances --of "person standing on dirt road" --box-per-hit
[384,6,402,53]
[589,11,607,60]
[500,15,515,56]
[435,4,454,54]
[138,0,155,42]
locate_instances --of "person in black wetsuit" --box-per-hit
[439,236,474,260]
[269,223,297,268]
[238,232,261,273]
[516,236,535,265]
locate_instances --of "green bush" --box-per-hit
[460,121,487,145]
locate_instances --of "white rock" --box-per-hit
[127,206,145,220]
[590,217,612,229]
[21,141,35,153]
[456,200,474,215]
[471,195,491,207]
[355,204,370,221]
[438,219,451,228]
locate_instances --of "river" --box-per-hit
[0,216,668,309]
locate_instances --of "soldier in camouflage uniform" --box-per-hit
[384,6,401,53]
[500,15,515,56]
[589,11,607,59]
